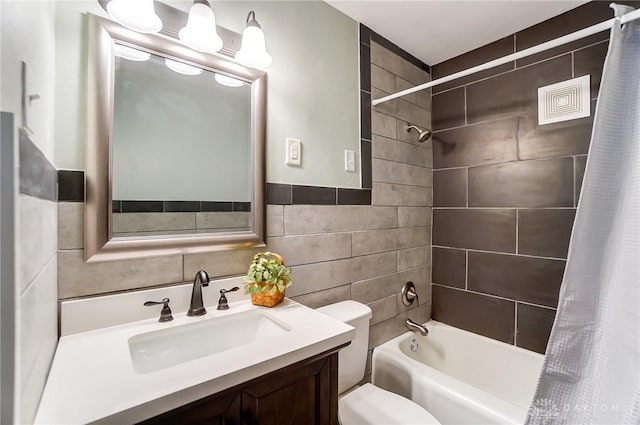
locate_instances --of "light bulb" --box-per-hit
[165,59,202,76]
[178,1,223,53]
[235,11,272,70]
[215,74,244,87]
[106,0,162,34]
[114,44,150,62]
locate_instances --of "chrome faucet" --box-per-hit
[187,270,210,316]
[405,319,428,336]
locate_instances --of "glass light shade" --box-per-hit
[106,0,162,34]
[114,44,150,62]
[235,25,272,70]
[164,59,202,76]
[214,73,244,87]
[178,2,223,53]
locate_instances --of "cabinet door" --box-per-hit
[241,354,338,425]
[139,391,242,425]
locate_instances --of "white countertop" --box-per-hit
[35,298,354,424]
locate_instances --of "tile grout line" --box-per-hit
[433,39,608,96]
[573,156,577,208]
[465,249,469,290]
[431,245,567,262]
[465,167,469,208]
[514,302,518,346]
[515,209,519,254]
[432,283,558,310]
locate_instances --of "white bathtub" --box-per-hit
[372,320,544,425]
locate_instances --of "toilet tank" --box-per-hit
[317,301,372,394]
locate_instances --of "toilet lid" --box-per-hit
[339,383,442,425]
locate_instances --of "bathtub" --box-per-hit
[372,320,544,425]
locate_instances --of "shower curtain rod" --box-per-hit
[372,7,640,106]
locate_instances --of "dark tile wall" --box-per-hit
[429,2,638,354]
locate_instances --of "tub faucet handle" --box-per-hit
[217,287,239,310]
[401,281,418,306]
[144,298,173,322]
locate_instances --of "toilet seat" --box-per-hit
[338,383,442,425]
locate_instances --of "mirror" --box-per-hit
[86,14,266,262]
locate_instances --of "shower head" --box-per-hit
[405,124,432,143]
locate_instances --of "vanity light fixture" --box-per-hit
[235,11,272,70]
[164,58,202,76]
[114,44,151,62]
[214,73,244,87]
[179,0,223,53]
[106,0,162,34]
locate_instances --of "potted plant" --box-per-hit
[244,252,292,307]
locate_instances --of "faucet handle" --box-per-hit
[217,287,239,310]
[144,298,173,322]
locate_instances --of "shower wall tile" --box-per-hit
[430,1,608,353]
[431,87,465,130]
[266,205,284,237]
[58,202,83,250]
[372,182,431,206]
[514,1,613,67]
[372,110,397,138]
[468,158,574,207]
[516,304,557,354]
[573,41,609,97]
[517,110,594,160]
[432,247,466,289]
[290,284,351,310]
[370,41,430,86]
[397,163,432,187]
[432,36,515,94]
[433,117,518,169]
[467,251,565,307]
[284,205,397,235]
[574,155,587,204]
[371,64,396,93]
[432,285,515,344]
[466,55,572,124]
[395,76,431,110]
[372,134,432,167]
[266,233,352,266]
[518,209,576,259]
[398,206,431,228]
[432,209,516,253]
[59,250,183,299]
[397,245,431,271]
[372,158,398,183]
[433,168,467,207]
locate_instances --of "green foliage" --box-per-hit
[244,252,292,295]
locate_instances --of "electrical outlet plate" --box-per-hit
[285,138,301,166]
[344,150,355,172]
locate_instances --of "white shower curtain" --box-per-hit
[526,5,640,425]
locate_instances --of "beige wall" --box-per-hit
[54,0,361,189]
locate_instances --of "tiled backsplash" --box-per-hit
[429,1,620,354]
[16,127,58,424]
[56,28,432,382]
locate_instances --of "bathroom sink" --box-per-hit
[128,310,290,373]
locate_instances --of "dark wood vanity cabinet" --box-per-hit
[139,348,342,425]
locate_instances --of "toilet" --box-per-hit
[317,300,441,425]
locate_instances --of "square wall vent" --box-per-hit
[538,75,591,125]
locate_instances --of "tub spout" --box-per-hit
[405,319,428,336]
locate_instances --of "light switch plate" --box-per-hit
[344,150,355,172]
[285,138,301,166]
